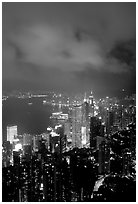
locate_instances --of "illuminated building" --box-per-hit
[30,155,43,201]
[59,114,68,120]
[51,112,68,127]
[33,135,40,152]
[89,91,94,117]
[42,153,71,202]
[42,154,56,201]
[81,126,87,146]
[14,143,22,152]
[106,110,116,134]
[22,134,33,161]
[105,108,110,136]
[7,125,17,144]
[71,104,82,148]
[81,100,90,147]
[51,112,63,119]
[122,149,131,175]
[2,141,12,167]
[19,159,32,201]
[49,131,60,153]
[56,125,67,153]
[97,143,104,174]
[98,140,110,174]
[41,133,50,150]
[51,112,68,121]
[104,140,110,174]
[32,134,48,152]
[49,125,67,154]
[64,120,72,148]
[23,134,32,146]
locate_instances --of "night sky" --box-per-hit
[2,2,136,98]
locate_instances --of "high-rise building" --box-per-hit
[55,125,67,153]
[2,141,13,167]
[106,110,115,134]
[122,149,131,175]
[90,117,103,149]
[30,155,43,201]
[89,91,94,117]
[104,140,110,174]
[23,134,32,146]
[98,141,105,174]
[33,135,40,152]
[7,125,17,144]
[41,133,50,150]
[71,104,82,148]
[81,101,90,147]
[49,132,60,153]
[64,120,72,146]
[13,151,20,166]
[98,140,110,174]
[23,145,32,162]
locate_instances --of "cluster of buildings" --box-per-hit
[2,92,136,201]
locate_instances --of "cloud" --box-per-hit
[3,2,135,74]
[4,23,135,75]
[2,2,136,95]
[5,24,104,72]
[108,40,136,69]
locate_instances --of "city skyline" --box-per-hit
[2,91,136,201]
[2,2,136,98]
[2,3,136,201]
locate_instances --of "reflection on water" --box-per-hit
[2,98,69,141]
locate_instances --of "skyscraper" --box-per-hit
[56,125,67,153]
[71,104,82,148]
[7,125,17,144]
[64,120,72,147]
[81,101,90,147]
[89,91,94,117]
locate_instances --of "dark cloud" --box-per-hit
[108,40,136,70]
[2,2,136,97]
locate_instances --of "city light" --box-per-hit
[47,127,52,131]
[2,1,136,201]
[14,143,22,151]
[51,131,59,137]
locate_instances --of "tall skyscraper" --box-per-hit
[7,125,17,144]
[72,104,82,148]
[89,91,94,117]
[49,133,60,153]
[64,120,72,144]
[56,125,67,153]
[81,101,90,147]
[33,135,41,152]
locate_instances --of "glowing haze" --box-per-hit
[3,3,136,97]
